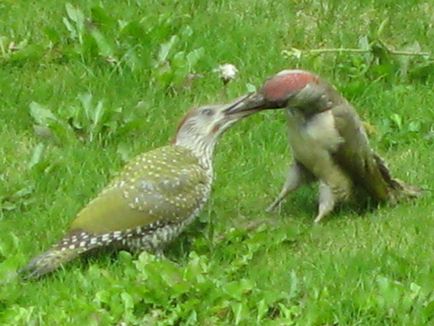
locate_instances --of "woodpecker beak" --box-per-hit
[225,92,268,115]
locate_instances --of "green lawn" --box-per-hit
[1,0,433,324]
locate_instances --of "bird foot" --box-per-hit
[153,249,165,260]
[265,203,278,213]
[313,215,325,224]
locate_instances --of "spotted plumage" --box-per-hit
[20,99,259,279]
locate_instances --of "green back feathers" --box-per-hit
[70,146,210,234]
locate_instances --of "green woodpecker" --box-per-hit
[20,98,257,279]
[228,69,421,222]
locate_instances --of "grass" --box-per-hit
[1,0,434,324]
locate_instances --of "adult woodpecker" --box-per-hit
[228,69,421,223]
[20,98,258,279]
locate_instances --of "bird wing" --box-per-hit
[331,101,391,200]
[70,146,209,234]
[332,101,370,160]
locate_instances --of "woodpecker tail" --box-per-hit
[373,153,423,203]
[19,229,101,280]
[19,246,85,280]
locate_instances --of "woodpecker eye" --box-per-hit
[201,108,214,117]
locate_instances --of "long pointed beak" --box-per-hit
[224,92,269,116]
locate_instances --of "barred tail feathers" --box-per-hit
[373,153,422,202]
[19,229,100,280]
[19,246,85,280]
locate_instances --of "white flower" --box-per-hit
[214,63,238,83]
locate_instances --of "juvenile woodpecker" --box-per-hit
[228,69,421,222]
[20,98,257,279]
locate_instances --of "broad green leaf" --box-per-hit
[91,100,105,126]
[181,25,193,37]
[246,83,257,93]
[62,17,76,39]
[186,47,204,69]
[29,102,58,126]
[256,299,267,322]
[390,113,403,130]
[408,121,421,132]
[224,279,254,301]
[121,292,134,311]
[123,48,141,71]
[157,35,178,64]
[77,93,93,120]
[28,143,45,169]
[65,3,84,28]
[90,28,114,58]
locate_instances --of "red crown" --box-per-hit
[262,70,319,102]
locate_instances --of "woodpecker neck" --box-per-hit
[174,135,216,171]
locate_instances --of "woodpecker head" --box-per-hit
[229,69,335,114]
[174,96,259,154]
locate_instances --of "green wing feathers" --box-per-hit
[71,145,209,234]
[332,103,421,202]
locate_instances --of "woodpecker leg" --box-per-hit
[267,162,311,212]
[314,165,352,223]
[315,182,336,223]
[153,248,165,259]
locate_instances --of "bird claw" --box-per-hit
[313,215,324,224]
[154,249,165,260]
[265,203,279,213]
